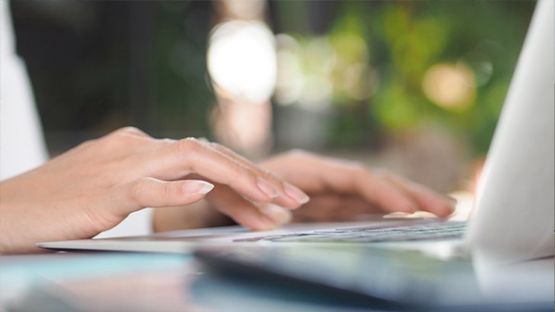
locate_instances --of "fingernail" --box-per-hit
[182,180,214,194]
[257,178,279,199]
[284,182,310,204]
[260,204,292,225]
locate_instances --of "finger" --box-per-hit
[114,126,150,138]
[149,138,274,202]
[309,163,419,214]
[207,184,283,231]
[331,196,384,220]
[209,143,309,208]
[292,194,382,223]
[93,127,154,158]
[150,138,307,206]
[356,175,420,213]
[380,173,455,218]
[261,152,438,216]
[118,178,214,215]
[258,204,293,225]
[264,154,420,214]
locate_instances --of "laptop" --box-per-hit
[39,0,554,264]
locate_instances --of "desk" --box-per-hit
[0,252,375,312]
[2,251,553,312]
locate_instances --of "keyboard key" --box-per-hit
[233,221,466,243]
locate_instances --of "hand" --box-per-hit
[260,150,455,222]
[0,127,308,253]
[154,150,455,231]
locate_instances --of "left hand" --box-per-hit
[154,150,455,231]
[260,150,455,223]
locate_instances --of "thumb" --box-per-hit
[121,177,214,213]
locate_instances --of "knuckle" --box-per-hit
[159,138,176,145]
[113,127,134,137]
[210,142,226,152]
[197,137,211,144]
[178,137,203,153]
[117,126,149,137]
[109,127,151,144]
[174,138,209,173]
[119,126,141,133]
[210,142,239,158]
[105,129,134,143]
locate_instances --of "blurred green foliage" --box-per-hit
[153,2,214,138]
[275,0,535,156]
[13,0,535,157]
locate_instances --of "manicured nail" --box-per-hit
[257,178,279,199]
[284,182,310,204]
[260,204,292,225]
[182,180,214,194]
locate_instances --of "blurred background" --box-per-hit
[9,0,534,194]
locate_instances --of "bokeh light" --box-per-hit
[422,63,476,111]
[11,0,534,192]
[275,34,304,106]
[208,20,277,104]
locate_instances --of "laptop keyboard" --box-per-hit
[233,220,466,243]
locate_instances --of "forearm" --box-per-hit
[0,178,37,253]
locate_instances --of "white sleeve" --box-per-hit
[95,208,153,238]
[0,0,47,180]
[0,1,152,238]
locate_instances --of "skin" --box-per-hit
[0,127,308,254]
[153,150,455,232]
[0,128,454,254]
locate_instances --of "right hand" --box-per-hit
[153,150,455,232]
[0,127,308,253]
